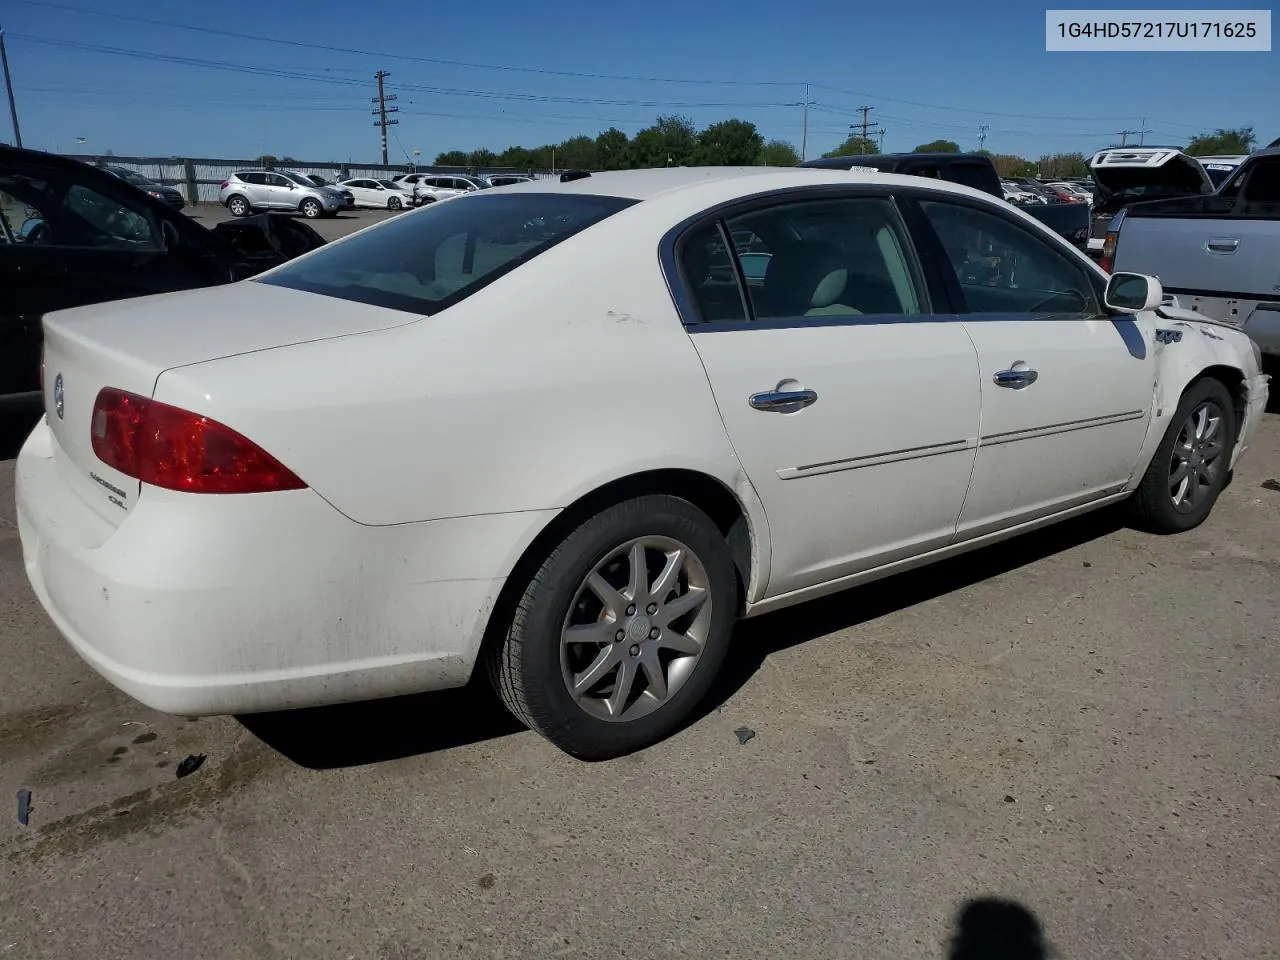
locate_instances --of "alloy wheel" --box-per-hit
[560,537,712,723]
[1169,400,1226,513]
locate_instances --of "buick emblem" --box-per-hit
[53,373,65,420]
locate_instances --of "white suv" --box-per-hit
[396,173,489,206]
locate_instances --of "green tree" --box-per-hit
[435,150,469,166]
[256,154,278,168]
[595,128,630,170]
[1186,127,1255,156]
[822,135,879,158]
[990,153,1037,178]
[913,139,961,153]
[630,115,697,167]
[468,148,497,167]
[556,135,598,169]
[1036,152,1088,178]
[760,140,800,166]
[497,146,536,168]
[694,119,764,165]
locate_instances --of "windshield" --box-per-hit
[282,172,315,186]
[108,167,151,186]
[258,192,636,315]
[309,174,330,185]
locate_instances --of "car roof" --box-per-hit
[487,165,1000,205]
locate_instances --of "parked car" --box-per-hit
[1107,147,1280,357]
[219,170,343,219]
[337,177,411,210]
[409,174,490,205]
[0,146,325,408]
[803,153,1091,249]
[17,167,1268,759]
[1001,180,1041,203]
[282,171,354,210]
[1044,181,1090,203]
[1086,147,1214,256]
[102,165,186,211]
[486,174,535,187]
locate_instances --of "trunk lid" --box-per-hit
[41,281,420,526]
[1089,147,1213,215]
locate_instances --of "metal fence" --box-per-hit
[68,155,555,203]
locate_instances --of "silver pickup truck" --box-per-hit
[1107,148,1280,357]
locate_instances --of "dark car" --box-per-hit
[0,146,326,409]
[802,152,1091,249]
[102,164,187,211]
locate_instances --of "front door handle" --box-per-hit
[749,388,818,412]
[1206,237,1240,253]
[993,367,1039,389]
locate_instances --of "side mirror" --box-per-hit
[19,216,45,239]
[1104,272,1163,313]
[160,219,182,249]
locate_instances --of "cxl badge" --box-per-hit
[53,373,65,420]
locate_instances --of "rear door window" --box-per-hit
[259,192,636,314]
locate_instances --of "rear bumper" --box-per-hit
[16,419,554,715]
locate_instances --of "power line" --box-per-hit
[11,0,796,87]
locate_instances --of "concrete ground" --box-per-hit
[0,223,1277,957]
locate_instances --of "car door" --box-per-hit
[261,173,296,209]
[0,165,222,399]
[909,193,1154,538]
[675,191,982,598]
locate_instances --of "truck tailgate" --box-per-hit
[1115,216,1280,300]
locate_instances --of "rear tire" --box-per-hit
[1130,378,1236,534]
[226,195,250,217]
[486,495,738,760]
[300,198,322,219]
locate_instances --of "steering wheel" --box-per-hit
[22,221,52,244]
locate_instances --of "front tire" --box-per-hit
[1131,378,1236,534]
[487,495,738,760]
[226,195,250,217]
[387,195,403,211]
[299,198,322,219]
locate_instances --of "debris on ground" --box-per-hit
[16,789,31,826]
[175,754,207,779]
[1261,479,1280,492]
[1003,795,1016,803]
[733,727,756,745]
[477,873,496,889]
[1082,561,1093,568]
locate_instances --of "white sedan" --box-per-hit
[337,177,412,210]
[17,167,1271,759]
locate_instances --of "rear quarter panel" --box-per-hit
[151,204,768,585]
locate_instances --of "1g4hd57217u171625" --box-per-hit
[16,166,1271,760]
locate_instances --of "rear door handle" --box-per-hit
[1206,237,1240,253]
[993,368,1039,389]
[749,388,818,412]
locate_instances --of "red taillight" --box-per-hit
[1100,231,1117,274]
[90,388,306,495]
[220,180,230,191]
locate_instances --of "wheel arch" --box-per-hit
[475,468,765,675]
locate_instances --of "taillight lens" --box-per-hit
[90,388,306,494]
[1100,232,1117,273]
[220,180,230,190]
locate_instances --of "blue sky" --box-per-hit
[2,0,1276,163]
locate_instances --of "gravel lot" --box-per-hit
[1,223,1277,958]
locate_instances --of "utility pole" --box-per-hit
[851,105,881,154]
[800,82,810,162]
[1116,129,1135,146]
[371,70,398,165]
[1139,117,1147,145]
[878,127,886,151]
[978,124,989,152]
[0,27,22,148]
[1115,119,1150,147]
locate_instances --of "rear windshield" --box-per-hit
[258,192,636,314]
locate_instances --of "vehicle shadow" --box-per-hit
[947,897,1050,960]
[1264,356,1280,414]
[243,506,1125,770]
[696,504,1126,722]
